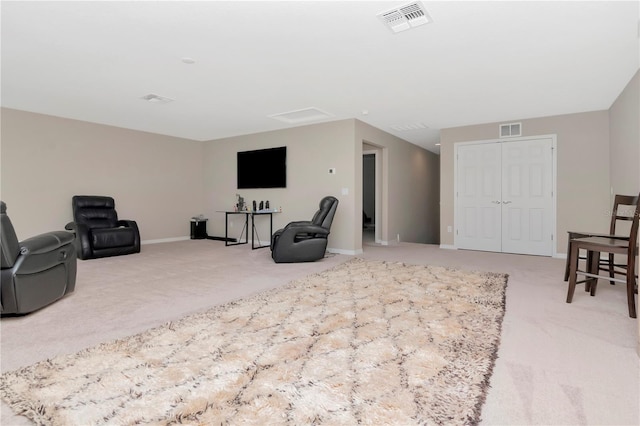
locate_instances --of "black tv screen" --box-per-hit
[237,146,287,189]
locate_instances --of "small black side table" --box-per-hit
[224,212,249,246]
[190,218,208,239]
[222,210,279,249]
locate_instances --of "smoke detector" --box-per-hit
[140,93,174,104]
[378,2,432,34]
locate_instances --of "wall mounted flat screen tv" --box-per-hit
[237,146,287,189]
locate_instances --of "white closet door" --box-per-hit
[456,143,502,252]
[455,138,554,256]
[501,138,554,255]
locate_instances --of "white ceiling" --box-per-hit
[2,1,639,154]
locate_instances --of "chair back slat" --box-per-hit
[609,194,638,235]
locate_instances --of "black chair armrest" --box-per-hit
[281,224,329,240]
[117,219,137,228]
[117,220,141,249]
[284,221,313,229]
[20,231,75,255]
[65,222,92,259]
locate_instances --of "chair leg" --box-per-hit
[626,255,637,318]
[608,253,615,285]
[588,250,600,296]
[566,242,580,303]
[564,239,572,282]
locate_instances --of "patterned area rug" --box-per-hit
[0,258,508,425]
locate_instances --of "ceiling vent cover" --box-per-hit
[390,122,429,132]
[378,2,432,33]
[269,107,334,124]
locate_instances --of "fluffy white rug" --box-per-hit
[0,258,507,425]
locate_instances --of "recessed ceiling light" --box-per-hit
[181,57,195,64]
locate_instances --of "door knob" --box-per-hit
[502,201,512,204]
[491,201,501,204]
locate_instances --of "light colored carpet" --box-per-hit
[1,238,638,425]
[0,258,507,425]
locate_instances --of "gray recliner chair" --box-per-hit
[1,201,77,315]
[270,196,338,263]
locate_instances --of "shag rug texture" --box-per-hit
[1,258,508,425]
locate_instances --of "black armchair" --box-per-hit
[271,196,338,263]
[1,201,77,314]
[65,196,140,260]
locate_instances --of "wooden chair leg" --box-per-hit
[567,242,580,303]
[588,250,600,296]
[608,253,616,285]
[564,239,572,282]
[626,255,637,318]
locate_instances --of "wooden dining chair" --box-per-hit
[563,194,637,282]
[566,194,639,318]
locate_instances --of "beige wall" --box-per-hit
[355,120,440,247]
[0,110,439,254]
[609,70,640,196]
[203,120,358,253]
[202,119,440,253]
[440,110,610,254]
[0,108,205,241]
[607,70,640,354]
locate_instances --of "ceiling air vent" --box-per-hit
[378,2,432,34]
[390,122,429,132]
[269,107,334,124]
[499,122,522,138]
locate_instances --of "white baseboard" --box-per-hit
[439,244,457,250]
[141,236,190,245]
[327,248,362,255]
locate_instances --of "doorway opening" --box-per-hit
[362,144,384,246]
[363,153,376,244]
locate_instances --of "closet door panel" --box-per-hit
[456,143,502,252]
[501,138,553,255]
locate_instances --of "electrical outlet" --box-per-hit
[447,226,452,233]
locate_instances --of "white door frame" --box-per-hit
[453,134,558,257]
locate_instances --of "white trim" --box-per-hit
[327,248,362,255]
[141,236,190,245]
[439,244,457,250]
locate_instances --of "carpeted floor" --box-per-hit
[1,238,638,425]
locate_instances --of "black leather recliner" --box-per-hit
[66,196,140,260]
[271,196,338,263]
[1,201,77,315]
